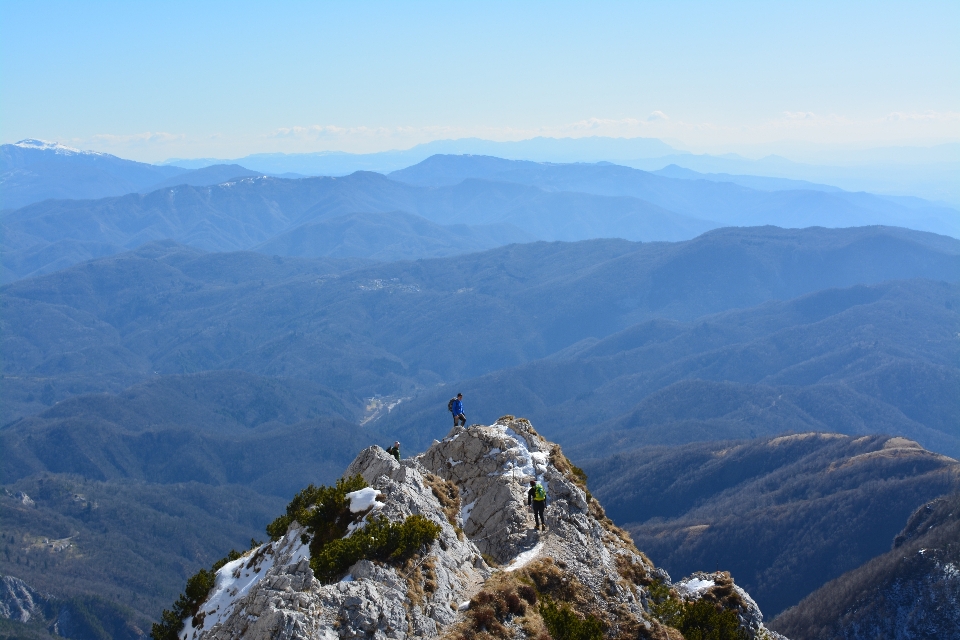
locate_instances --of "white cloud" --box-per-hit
[882,110,960,123]
[80,131,187,146]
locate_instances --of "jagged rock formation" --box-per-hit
[0,575,48,623]
[179,418,785,639]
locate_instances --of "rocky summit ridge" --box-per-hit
[176,417,786,640]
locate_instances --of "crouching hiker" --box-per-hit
[386,441,401,461]
[448,393,466,427]
[528,479,547,530]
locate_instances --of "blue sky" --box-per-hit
[2,1,958,161]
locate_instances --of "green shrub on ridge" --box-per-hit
[266,474,441,583]
[648,580,748,640]
[312,514,442,583]
[151,548,243,640]
[539,596,604,640]
[154,474,442,638]
[266,474,368,544]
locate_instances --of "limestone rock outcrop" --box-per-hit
[179,417,786,640]
[0,575,48,623]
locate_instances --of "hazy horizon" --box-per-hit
[2,1,957,163]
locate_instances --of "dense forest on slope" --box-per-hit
[381,278,960,457]
[770,492,960,638]
[4,225,957,426]
[0,475,282,628]
[579,434,959,617]
[1,373,370,496]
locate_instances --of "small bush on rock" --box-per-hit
[265,476,440,584]
[673,599,748,640]
[539,596,604,640]
[648,580,748,640]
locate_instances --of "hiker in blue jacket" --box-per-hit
[449,393,466,427]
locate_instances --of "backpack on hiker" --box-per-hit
[534,482,546,501]
[448,398,456,413]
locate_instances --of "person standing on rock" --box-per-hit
[449,393,466,427]
[386,441,401,461]
[528,479,547,530]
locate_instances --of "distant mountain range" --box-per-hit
[2,139,959,638]
[1,166,716,282]
[0,139,186,209]
[0,139,283,211]
[389,154,960,236]
[4,148,958,283]
[160,135,681,173]
[159,138,960,207]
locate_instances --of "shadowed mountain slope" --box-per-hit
[378,277,960,457]
[580,434,960,618]
[770,492,960,639]
[0,370,369,497]
[253,210,533,260]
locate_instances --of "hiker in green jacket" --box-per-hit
[386,441,401,461]
[527,479,547,530]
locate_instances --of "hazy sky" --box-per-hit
[2,1,958,161]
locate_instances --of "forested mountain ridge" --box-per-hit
[1,370,371,497]
[770,492,960,638]
[579,434,959,617]
[379,277,960,457]
[3,226,956,427]
[0,475,284,637]
[1,171,710,282]
[8,151,959,284]
[2,225,958,639]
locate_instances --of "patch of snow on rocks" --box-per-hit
[503,428,534,476]
[182,530,310,639]
[461,500,477,524]
[677,577,716,598]
[346,487,383,513]
[505,542,543,572]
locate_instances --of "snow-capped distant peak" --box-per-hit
[12,139,101,156]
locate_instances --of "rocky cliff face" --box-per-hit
[179,417,785,640]
[0,575,47,623]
